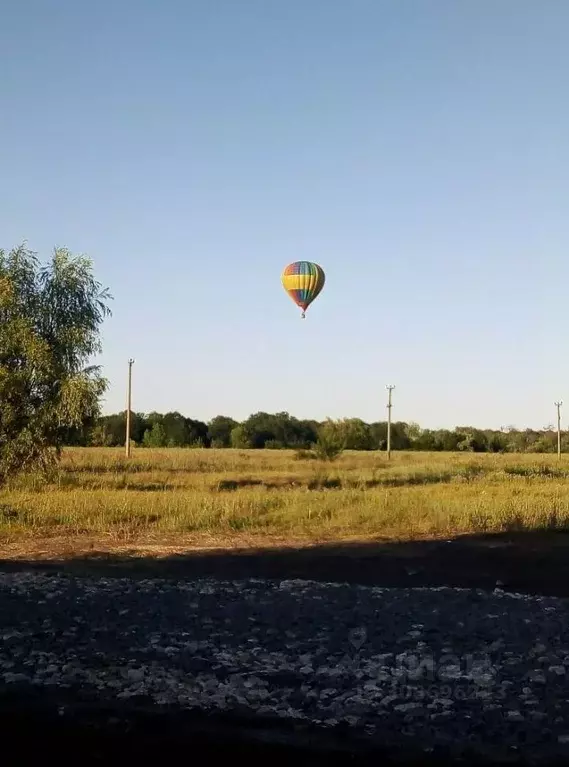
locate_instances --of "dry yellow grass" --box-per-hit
[0,448,568,551]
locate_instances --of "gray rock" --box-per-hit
[2,573,569,760]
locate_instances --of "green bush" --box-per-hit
[314,420,346,462]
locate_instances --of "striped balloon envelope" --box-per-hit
[281,261,326,318]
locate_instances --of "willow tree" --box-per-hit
[0,245,112,481]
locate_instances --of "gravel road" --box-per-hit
[1,571,569,763]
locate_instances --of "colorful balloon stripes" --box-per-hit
[281,261,325,318]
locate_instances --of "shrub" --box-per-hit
[314,419,346,462]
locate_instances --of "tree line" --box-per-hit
[63,410,569,454]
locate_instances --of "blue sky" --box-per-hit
[1,0,567,429]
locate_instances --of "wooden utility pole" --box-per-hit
[125,358,135,458]
[386,385,395,460]
[555,401,563,460]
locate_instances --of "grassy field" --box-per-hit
[0,448,569,552]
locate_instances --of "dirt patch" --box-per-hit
[1,531,569,597]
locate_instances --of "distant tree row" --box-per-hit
[62,411,569,454]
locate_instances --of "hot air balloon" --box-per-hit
[281,261,325,318]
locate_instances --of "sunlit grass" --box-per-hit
[1,448,569,544]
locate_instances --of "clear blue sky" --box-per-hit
[1,0,567,430]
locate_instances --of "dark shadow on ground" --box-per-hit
[0,693,548,767]
[3,531,569,765]
[2,530,569,596]
[1,688,521,767]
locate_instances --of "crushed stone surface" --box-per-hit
[1,572,568,760]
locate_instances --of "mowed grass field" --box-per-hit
[0,448,569,550]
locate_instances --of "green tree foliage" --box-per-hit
[89,411,146,446]
[368,421,411,451]
[142,422,167,448]
[73,414,569,454]
[91,412,126,446]
[89,422,114,447]
[66,412,568,456]
[160,412,195,447]
[208,415,238,447]
[336,418,373,450]
[456,428,488,452]
[239,412,279,449]
[90,411,210,448]
[185,418,210,447]
[232,412,317,449]
[314,419,346,461]
[230,424,251,448]
[0,245,111,481]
